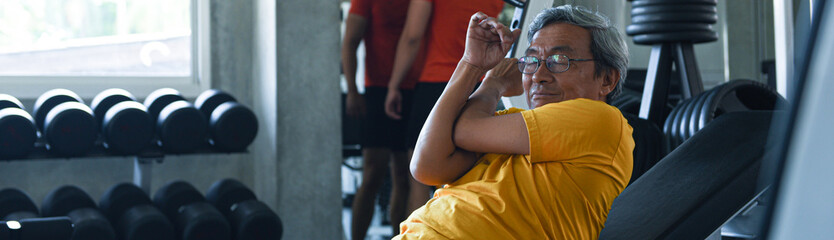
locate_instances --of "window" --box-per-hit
[0,0,209,98]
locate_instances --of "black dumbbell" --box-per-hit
[0,94,38,159]
[194,90,258,152]
[90,89,154,154]
[0,188,39,221]
[41,186,116,240]
[143,88,208,153]
[206,179,282,240]
[153,181,231,240]
[32,89,97,157]
[99,183,175,240]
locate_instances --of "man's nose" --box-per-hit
[532,65,553,83]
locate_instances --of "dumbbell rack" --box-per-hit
[133,155,163,194]
[3,142,246,195]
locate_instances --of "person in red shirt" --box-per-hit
[383,0,506,216]
[341,0,425,238]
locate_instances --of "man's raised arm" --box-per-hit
[410,12,524,186]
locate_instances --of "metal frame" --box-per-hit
[502,0,556,110]
[638,42,705,126]
[133,156,164,194]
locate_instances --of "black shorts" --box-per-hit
[405,82,447,149]
[361,87,412,151]
[405,82,486,149]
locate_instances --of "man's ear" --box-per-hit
[600,69,620,96]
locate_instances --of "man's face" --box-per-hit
[523,23,615,108]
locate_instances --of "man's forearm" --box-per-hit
[388,37,421,90]
[341,47,360,93]
[411,61,486,185]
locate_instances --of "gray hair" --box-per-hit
[527,5,628,102]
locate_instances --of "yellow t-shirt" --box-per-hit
[394,98,634,239]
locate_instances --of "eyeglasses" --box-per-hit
[517,55,594,74]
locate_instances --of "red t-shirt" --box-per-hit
[349,0,424,89]
[419,0,506,83]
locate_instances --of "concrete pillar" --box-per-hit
[209,0,256,191]
[265,0,342,239]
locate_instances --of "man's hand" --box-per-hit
[385,87,403,120]
[484,58,523,97]
[345,91,366,119]
[460,12,521,71]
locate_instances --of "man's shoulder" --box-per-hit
[538,98,622,118]
[533,99,627,136]
[495,107,526,116]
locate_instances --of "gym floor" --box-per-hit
[341,156,395,240]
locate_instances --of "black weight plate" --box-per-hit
[143,88,186,121]
[631,13,717,24]
[230,200,281,240]
[633,31,718,45]
[675,98,698,148]
[99,183,153,223]
[678,94,698,143]
[631,5,717,16]
[41,185,97,217]
[669,99,687,148]
[626,23,713,36]
[0,109,37,159]
[732,82,785,110]
[211,102,258,152]
[667,98,689,148]
[157,101,208,153]
[178,202,231,240]
[662,100,682,152]
[119,204,176,240]
[195,89,237,119]
[66,208,117,240]
[205,179,257,217]
[44,102,97,157]
[0,188,39,220]
[686,88,714,139]
[631,0,717,7]
[91,89,135,127]
[33,89,83,131]
[102,102,154,155]
[698,80,785,131]
[0,94,24,111]
[152,181,205,219]
[695,85,724,140]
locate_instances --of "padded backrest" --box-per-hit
[622,113,665,184]
[599,111,774,240]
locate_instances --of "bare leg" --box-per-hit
[388,150,410,235]
[405,149,433,214]
[351,148,391,240]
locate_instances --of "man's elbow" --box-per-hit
[401,35,422,48]
[409,155,445,186]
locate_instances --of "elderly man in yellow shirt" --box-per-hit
[394,5,633,239]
